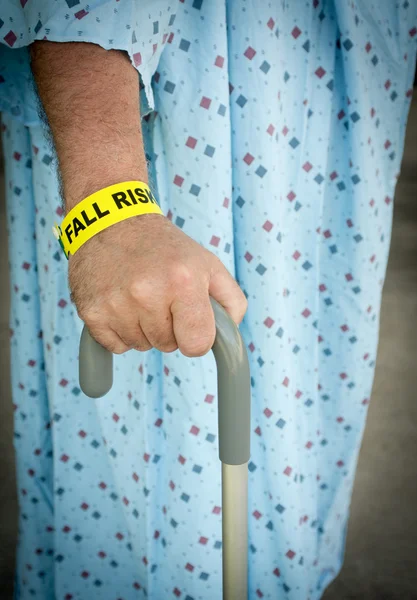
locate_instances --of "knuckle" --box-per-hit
[130,279,153,304]
[170,263,194,288]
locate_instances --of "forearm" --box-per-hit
[30,41,148,211]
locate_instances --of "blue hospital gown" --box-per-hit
[1,1,416,599]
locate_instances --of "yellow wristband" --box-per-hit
[53,181,163,258]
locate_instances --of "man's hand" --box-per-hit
[69,213,246,356]
[31,41,247,356]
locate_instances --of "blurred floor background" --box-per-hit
[0,98,416,599]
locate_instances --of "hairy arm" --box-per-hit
[31,41,147,210]
[30,41,246,357]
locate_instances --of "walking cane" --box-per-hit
[78,298,251,600]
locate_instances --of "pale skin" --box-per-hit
[30,42,247,357]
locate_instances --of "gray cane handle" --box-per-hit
[79,298,251,465]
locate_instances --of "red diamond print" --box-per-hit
[302,308,311,318]
[244,46,256,60]
[98,481,106,490]
[133,583,141,590]
[345,273,353,281]
[59,379,68,387]
[223,197,230,208]
[81,571,89,579]
[330,171,338,180]
[338,109,345,120]
[154,530,160,539]
[303,161,313,172]
[4,30,17,47]
[267,18,275,30]
[213,506,221,515]
[210,235,220,247]
[263,220,273,232]
[81,502,89,510]
[115,532,124,540]
[178,455,186,465]
[340,373,347,380]
[282,376,289,387]
[60,454,69,463]
[273,567,281,577]
[282,126,289,136]
[385,196,392,205]
[284,466,292,476]
[123,497,129,506]
[249,342,255,352]
[112,413,119,422]
[200,96,212,109]
[264,408,273,418]
[256,590,264,598]
[244,153,254,165]
[341,324,349,332]
[287,191,296,201]
[337,460,344,467]
[337,416,344,423]
[365,42,372,53]
[315,66,326,78]
[199,536,208,545]
[215,55,224,68]
[78,430,87,438]
[293,250,301,260]
[155,418,163,427]
[132,472,139,482]
[167,32,174,44]
[245,251,253,262]
[384,80,391,90]
[28,359,36,367]
[264,317,274,328]
[384,140,391,149]
[58,299,67,308]
[323,229,332,239]
[173,588,181,597]
[13,151,21,161]
[143,453,150,462]
[173,175,184,187]
[62,525,71,533]
[306,441,313,449]
[292,26,302,39]
[204,394,214,404]
[267,124,275,135]
[255,426,262,436]
[133,52,142,66]
[253,510,262,520]
[190,425,200,435]
[286,550,295,559]
[346,219,353,228]
[186,136,197,149]
[185,563,194,572]
[75,9,88,20]
[410,27,417,38]
[295,390,302,399]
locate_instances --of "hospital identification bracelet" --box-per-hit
[52,181,163,259]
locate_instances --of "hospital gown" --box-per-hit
[1,1,416,598]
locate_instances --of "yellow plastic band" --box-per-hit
[53,181,163,258]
